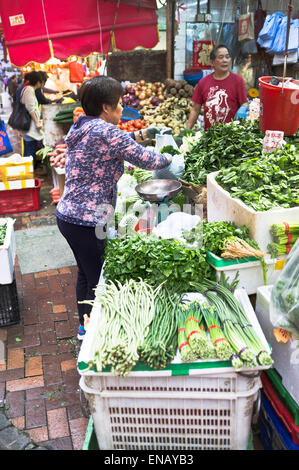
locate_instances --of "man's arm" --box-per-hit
[186,102,202,129]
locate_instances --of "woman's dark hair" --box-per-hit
[39,71,48,84]
[210,44,231,60]
[80,76,124,116]
[26,71,43,86]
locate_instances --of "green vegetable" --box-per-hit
[216,144,299,212]
[104,233,215,294]
[138,289,180,369]
[182,120,263,186]
[0,221,7,245]
[200,303,234,360]
[160,145,180,156]
[184,302,215,359]
[267,242,294,258]
[177,308,197,362]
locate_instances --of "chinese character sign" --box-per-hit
[193,41,214,69]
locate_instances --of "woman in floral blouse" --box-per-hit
[55,76,172,339]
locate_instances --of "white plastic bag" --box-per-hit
[153,134,185,180]
[152,212,201,240]
[270,239,299,336]
[257,12,284,49]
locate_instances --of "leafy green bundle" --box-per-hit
[216,144,299,211]
[104,233,215,294]
[0,221,7,245]
[182,120,263,186]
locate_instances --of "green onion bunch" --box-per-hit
[184,302,216,359]
[200,302,234,361]
[177,308,198,362]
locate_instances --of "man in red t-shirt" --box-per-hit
[187,44,248,131]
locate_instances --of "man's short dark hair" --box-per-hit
[210,44,231,61]
[80,76,124,116]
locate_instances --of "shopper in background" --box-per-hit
[19,71,44,170]
[187,44,248,131]
[7,74,18,104]
[35,71,61,105]
[55,75,173,340]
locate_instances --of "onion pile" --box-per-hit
[122,80,166,109]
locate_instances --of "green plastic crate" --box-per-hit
[206,250,259,268]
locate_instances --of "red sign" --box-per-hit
[193,41,214,69]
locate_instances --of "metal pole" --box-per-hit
[282,0,293,94]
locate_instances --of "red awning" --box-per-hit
[0,0,159,66]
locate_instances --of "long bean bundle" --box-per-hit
[81,279,162,376]
[138,290,180,369]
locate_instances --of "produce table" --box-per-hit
[78,273,272,451]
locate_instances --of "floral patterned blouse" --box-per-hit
[56,115,169,227]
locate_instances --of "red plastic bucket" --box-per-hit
[258,76,299,136]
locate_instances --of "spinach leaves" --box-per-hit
[216,144,299,211]
[182,120,263,186]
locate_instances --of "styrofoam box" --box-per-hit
[209,255,286,295]
[207,171,299,252]
[0,218,16,284]
[256,285,299,405]
[0,179,35,191]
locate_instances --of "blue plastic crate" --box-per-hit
[259,391,299,451]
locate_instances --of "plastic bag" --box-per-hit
[238,12,255,42]
[269,17,299,53]
[270,239,299,336]
[153,134,185,180]
[0,120,13,155]
[257,12,284,49]
[152,212,201,240]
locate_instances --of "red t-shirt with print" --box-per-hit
[191,72,248,130]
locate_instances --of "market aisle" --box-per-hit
[0,258,89,450]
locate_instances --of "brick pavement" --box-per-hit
[0,260,90,450]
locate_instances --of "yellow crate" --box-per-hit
[0,155,34,186]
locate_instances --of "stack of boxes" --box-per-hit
[0,218,20,327]
[0,154,40,215]
[255,286,299,450]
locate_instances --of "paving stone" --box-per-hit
[0,425,31,450]
[7,348,24,370]
[47,407,69,439]
[6,376,44,392]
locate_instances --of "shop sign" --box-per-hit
[193,40,214,69]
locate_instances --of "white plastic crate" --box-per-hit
[207,253,286,295]
[207,171,299,252]
[0,218,16,284]
[78,288,271,450]
[256,285,299,404]
[80,371,261,451]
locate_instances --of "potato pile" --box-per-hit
[164,79,194,99]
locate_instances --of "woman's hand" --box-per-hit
[48,144,67,169]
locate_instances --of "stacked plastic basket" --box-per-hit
[0,218,20,327]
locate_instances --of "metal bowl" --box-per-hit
[135,179,182,202]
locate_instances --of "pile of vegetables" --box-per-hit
[268,223,299,258]
[164,79,194,99]
[53,104,79,123]
[0,220,7,245]
[141,96,194,136]
[216,143,299,212]
[187,278,273,370]
[117,118,146,132]
[103,233,215,294]
[82,279,181,375]
[182,120,263,186]
[73,107,85,122]
[122,80,166,109]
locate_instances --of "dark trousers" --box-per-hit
[56,217,106,325]
[22,139,43,169]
